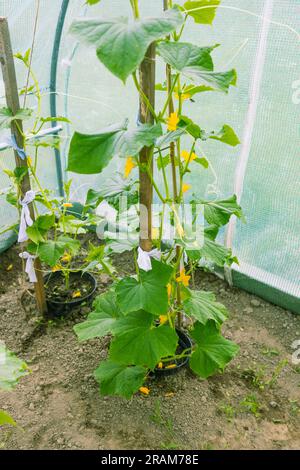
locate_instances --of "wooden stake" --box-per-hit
[0,17,47,315]
[138,43,156,252]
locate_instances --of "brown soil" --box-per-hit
[0,243,299,450]
[44,271,94,304]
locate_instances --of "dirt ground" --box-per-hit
[0,242,299,450]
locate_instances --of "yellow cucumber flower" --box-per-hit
[63,202,73,208]
[51,265,62,272]
[159,315,168,325]
[182,183,191,194]
[181,150,197,163]
[139,386,150,395]
[61,252,71,263]
[124,156,136,178]
[166,112,179,131]
[72,290,82,299]
[176,269,191,287]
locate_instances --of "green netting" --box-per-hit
[0,0,299,312]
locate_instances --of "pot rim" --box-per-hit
[44,270,97,306]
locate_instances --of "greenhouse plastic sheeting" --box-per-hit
[0,0,299,313]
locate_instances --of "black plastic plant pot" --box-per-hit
[154,328,192,377]
[44,270,97,317]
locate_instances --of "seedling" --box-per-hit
[242,359,288,390]
[150,399,181,450]
[240,394,264,418]
[261,347,280,357]
[218,403,236,422]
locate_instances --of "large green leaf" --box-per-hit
[155,128,187,148]
[37,235,80,267]
[109,310,178,369]
[188,69,237,93]
[0,345,29,391]
[86,175,134,203]
[190,320,239,378]
[184,0,221,25]
[68,121,162,174]
[116,259,173,315]
[94,361,147,399]
[157,41,236,93]
[26,214,55,244]
[107,237,139,254]
[209,125,240,146]
[202,195,244,227]
[74,290,122,341]
[157,41,215,73]
[183,290,228,326]
[70,7,183,82]
[187,237,237,267]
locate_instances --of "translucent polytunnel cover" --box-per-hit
[0,0,299,312]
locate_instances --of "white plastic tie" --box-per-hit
[137,247,161,272]
[19,251,37,283]
[18,190,35,243]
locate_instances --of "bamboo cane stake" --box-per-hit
[138,43,156,252]
[0,17,47,315]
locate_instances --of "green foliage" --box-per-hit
[0,344,30,391]
[0,410,17,427]
[70,7,183,82]
[68,121,162,174]
[155,128,186,148]
[190,321,239,378]
[26,214,55,244]
[116,259,173,315]
[157,41,236,93]
[74,291,122,341]
[183,290,228,325]
[199,237,238,267]
[64,0,243,399]
[36,236,80,267]
[191,69,237,93]
[157,42,216,73]
[110,311,178,369]
[0,107,32,129]
[94,361,147,399]
[86,0,101,4]
[202,195,244,227]
[178,115,203,139]
[183,0,221,25]
[209,125,240,147]
[240,394,263,418]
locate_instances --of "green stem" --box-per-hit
[130,0,140,18]
[133,248,140,279]
[160,349,191,363]
[158,150,170,200]
[160,73,180,118]
[132,72,158,122]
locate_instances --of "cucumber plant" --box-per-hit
[69,0,244,398]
